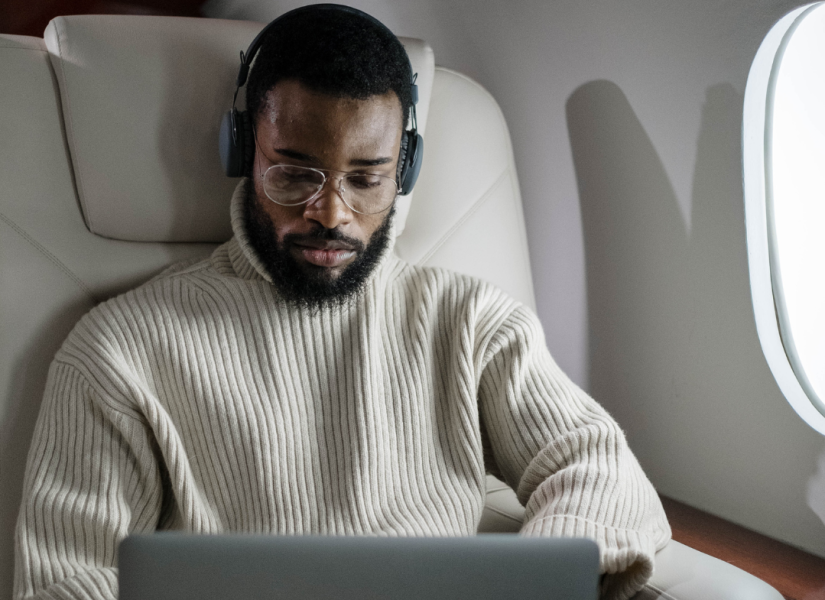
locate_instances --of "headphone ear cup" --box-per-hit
[398,130,423,196]
[219,109,250,178]
[239,111,254,176]
[219,110,237,177]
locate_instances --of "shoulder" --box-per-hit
[103,253,214,312]
[387,260,549,368]
[390,259,530,334]
[391,261,512,305]
[56,250,224,364]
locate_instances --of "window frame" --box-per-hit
[742,1,825,435]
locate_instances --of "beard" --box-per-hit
[243,179,395,310]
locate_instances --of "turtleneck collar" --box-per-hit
[226,178,401,290]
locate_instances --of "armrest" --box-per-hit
[477,476,525,532]
[479,476,783,600]
[636,540,783,600]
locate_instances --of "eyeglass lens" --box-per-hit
[263,165,397,214]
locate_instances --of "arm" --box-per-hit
[14,360,164,600]
[477,306,671,600]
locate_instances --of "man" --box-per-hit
[14,6,670,600]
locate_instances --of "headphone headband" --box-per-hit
[219,3,424,195]
[234,4,417,100]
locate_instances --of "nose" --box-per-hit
[302,175,353,230]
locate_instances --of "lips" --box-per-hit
[295,239,356,251]
[293,241,357,268]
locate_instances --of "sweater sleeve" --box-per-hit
[14,361,164,600]
[477,306,671,600]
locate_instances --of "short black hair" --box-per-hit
[246,6,413,130]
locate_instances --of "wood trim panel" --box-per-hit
[1,1,205,37]
[660,495,825,600]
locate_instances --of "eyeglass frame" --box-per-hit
[254,135,400,216]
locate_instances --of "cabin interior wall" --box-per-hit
[456,0,825,558]
[449,0,825,560]
[26,0,825,560]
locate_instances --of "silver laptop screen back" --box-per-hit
[119,534,599,600]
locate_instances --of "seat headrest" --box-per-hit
[44,15,434,243]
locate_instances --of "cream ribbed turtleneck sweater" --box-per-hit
[15,182,670,600]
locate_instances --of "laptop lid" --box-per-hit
[119,533,600,600]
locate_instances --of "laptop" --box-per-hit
[119,533,600,600]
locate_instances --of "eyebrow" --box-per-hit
[274,148,394,167]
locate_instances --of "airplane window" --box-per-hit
[743,1,825,435]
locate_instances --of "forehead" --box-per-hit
[256,80,403,158]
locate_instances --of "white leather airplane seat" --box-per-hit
[0,15,781,600]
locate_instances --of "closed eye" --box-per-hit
[346,174,384,189]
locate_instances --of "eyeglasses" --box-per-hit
[260,164,399,215]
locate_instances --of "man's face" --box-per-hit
[246,80,404,307]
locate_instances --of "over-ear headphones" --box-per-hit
[218,3,424,196]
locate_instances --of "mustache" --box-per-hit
[282,227,366,253]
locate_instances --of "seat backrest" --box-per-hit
[0,15,533,598]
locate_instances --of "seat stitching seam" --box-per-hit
[0,46,48,52]
[0,212,94,299]
[507,158,536,307]
[483,505,523,523]
[486,484,510,493]
[51,20,94,232]
[643,582,678,600]
[418,167,510,266]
